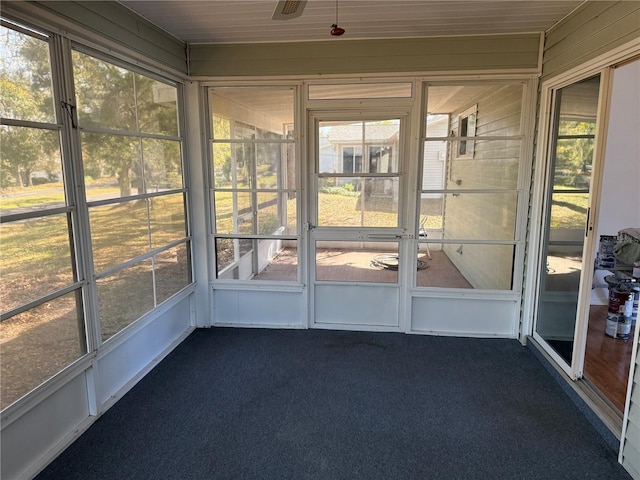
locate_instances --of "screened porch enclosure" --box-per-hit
[206,81,526,298]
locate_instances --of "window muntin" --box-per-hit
[209,86,298,282]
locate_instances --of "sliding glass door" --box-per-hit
[534,75,601,370]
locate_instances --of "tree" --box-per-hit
[0,28,59,188]
[0,79,60,188]
[72,51,179,197]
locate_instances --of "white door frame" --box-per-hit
[306,109,412,331]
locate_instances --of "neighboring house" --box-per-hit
[0,2,639,480]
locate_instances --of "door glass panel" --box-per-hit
[318,120,399,174]
[318,177,399,227]
[316,241,399,283]
[535,75,600,365]
[316,116,401,228]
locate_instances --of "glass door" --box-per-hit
[534,75,602,372]
[309,114,407,329]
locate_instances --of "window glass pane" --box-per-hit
[209,87,294,139]
[0,291,84,409]
[150,193,186,247]
[98,259,154,341]
[425,114,449,137]
[0,26,55,123]
[557,76,599,136]
[309,83,412,100]
[415,243,514,290]
[214,191,253,235]
[256,143,281,189]
[553,138,593,190]
[1,215,75,313]
[426,83,523,136]
[216,237,298,281]
[135,75,178,136]
[82,132,142,201]
[73,51,136,131]
[212,114,231,141]
[548,192,589,243]
[0,127,64,214]
[318,177,398,227]
[215,237,253,278]
[257,192,280,235]
[90,199,150,272]
[252,240,298,281]
[429,139,521,190]
[418,196,444,231]
[212,143,251,189]
[319,120,400,174]
[155,243,191,304]
[285,192,297,234]
[142,138,183,192]
[316,241,399,283]
[419,192,518,241]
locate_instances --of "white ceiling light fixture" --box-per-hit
[272,0,307,20]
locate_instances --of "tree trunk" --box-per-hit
[15,168,23,187]
[118,161,132,197]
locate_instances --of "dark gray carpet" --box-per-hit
[36,328,631,480]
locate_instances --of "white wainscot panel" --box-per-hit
[97,296,192,407]
[1,373,90,480]
[315,284,399,327]
[213,289,304,328]
[411,295,518,337]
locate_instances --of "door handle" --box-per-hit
[367,234,403,240]
[585,207,591,237]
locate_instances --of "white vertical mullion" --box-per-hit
[185,81,211,327]
[400,79,422,333]
[515,78,538,342]
[56,34,103,414]
[572,67,612,380]
[523,80,555,345]
[298,83,309,322]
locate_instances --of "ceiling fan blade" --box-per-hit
[272,0,307,20]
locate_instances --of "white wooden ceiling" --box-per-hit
[119,0,585,45]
